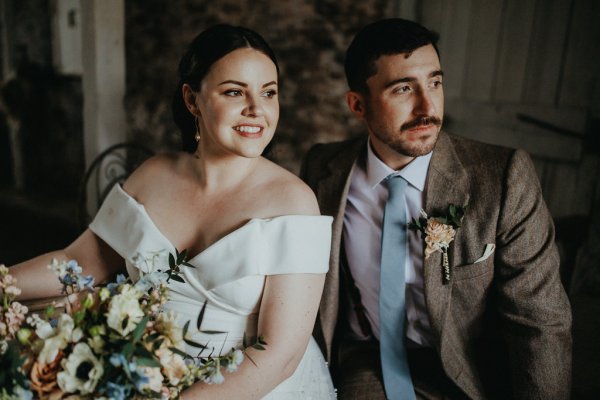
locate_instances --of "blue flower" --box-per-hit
[106,274,127,294]
[66,259,83,274]
[109,353,127,367]
[77,274,95,291]
[102,381,129,400]
[134,272,168,292]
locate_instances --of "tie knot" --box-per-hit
[386,174,408,200]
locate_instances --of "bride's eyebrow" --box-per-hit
[218,80,277,88]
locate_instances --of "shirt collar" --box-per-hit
[365,138,432,191]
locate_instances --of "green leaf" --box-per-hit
[182,261,195,269]
[135,357,161,368]
[197,300,207,331]
[132,315,150,342]
[169,275,185,283]
[177,249,188,265]
[183,320,190,338]
[168,253,176,269]
[252,343,266,350]
[200,330,227,335]
[122,342,134,358]
[168,346,192,359]
[184,337,208,349]
[134,345,155,360]
[152,338,164,351]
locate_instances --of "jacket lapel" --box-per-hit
[315,137,366,358]
[423,132,470,352]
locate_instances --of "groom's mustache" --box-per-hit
[401,116,442,131]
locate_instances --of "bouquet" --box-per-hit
[0,252,265,399]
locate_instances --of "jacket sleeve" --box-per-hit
[495,149,572,399]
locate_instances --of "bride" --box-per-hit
[10,24,336,399]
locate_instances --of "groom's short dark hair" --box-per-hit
[345,18,440,94]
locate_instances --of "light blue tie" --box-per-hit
[380,175,415,400]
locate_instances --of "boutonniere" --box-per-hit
[409,204,468,284]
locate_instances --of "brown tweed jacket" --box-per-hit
[301,131,572,400]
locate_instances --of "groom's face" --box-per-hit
[348,44,444,166]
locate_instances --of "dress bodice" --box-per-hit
[89,184,333,356]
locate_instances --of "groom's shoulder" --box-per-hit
[444,131,517,167]
[304,135,366,164]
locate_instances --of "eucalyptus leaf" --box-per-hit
[136,357,161,368]
[168,346,192,359]
[184,337,209,349]
[132,315,150,342]
[183,320,190,337]
[122,342,134,358]
[200,330,227,335]
[197,300,208,331]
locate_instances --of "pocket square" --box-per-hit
[474,244,495,264]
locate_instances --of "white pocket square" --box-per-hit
[474,244,495,264]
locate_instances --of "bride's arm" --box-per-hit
[181,272,326,399]
[9,229,124,301]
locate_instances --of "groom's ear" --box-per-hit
[346,90,366,119]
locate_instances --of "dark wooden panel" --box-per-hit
[437,0,472,100]
[463,0,504,101]
[493,0,536,102]
[522,0,572,105]
[559,0,600,107]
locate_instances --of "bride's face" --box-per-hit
[194,48,279,159]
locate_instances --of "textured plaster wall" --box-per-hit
[125,0,397,172]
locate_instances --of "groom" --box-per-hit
[302,18,572,399]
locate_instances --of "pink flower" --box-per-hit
[4,301,28,337]
[423,220,456,258]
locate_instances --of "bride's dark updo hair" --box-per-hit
[172,24,280,153]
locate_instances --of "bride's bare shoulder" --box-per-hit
[122,152,191,196]
[256,158,320,217]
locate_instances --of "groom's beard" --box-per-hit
[370,115,443,158]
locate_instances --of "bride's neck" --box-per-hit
[191,149,260,191]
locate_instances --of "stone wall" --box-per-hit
[125,0,397,173]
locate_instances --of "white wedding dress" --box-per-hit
[89,184,336,399]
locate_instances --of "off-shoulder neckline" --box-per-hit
[111,184,331,261]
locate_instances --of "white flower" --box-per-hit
[156,311,184,349]
[37,313,75,364]
[87,335,105,353]
[47,258,68,277]
[205,367,224,385]
[106,285,144,336]
[157,347,189,385]
[226,349,244,372]
[57,342,103,394]
[137,366,164,393]
[4,285,21,296]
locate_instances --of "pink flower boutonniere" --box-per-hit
[409,204,468,284]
